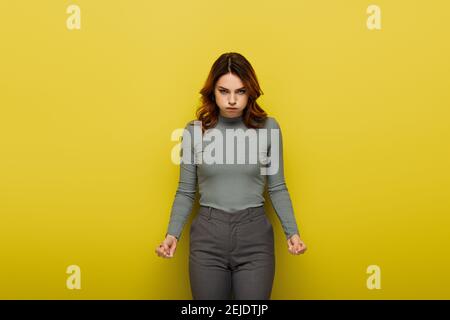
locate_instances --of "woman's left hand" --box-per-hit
[287,234,307,255]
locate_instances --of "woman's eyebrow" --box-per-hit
[218,86,246,90]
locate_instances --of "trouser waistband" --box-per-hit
[198,205,265,224]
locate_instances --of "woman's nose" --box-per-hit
[229,94,236,104]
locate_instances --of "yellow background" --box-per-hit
[1,0,449,299]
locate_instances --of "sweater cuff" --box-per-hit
[166,223,182,240]
[286,230,300,240]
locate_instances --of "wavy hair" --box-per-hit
[194,52,268,134]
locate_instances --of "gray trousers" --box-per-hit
[189,205,275,300]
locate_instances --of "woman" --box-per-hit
[155,52,307,300]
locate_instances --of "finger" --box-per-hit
[157,245,167,257]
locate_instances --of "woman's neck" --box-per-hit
[218,112,243,124]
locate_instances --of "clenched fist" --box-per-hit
[155,234,178,258]
[287,234,307,255]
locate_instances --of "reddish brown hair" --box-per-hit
[194,52,268,134]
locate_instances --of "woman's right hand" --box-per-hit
[155,234,178,258]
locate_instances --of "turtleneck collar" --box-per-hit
[218,112,244,125]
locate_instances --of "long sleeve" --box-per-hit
[166,122,197,240]
[266,118,300,240]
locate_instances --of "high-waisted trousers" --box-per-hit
[189,205,275,300]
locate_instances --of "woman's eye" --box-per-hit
[218,89,245,94]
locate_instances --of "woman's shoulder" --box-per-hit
[184,119,200,130]
[177,120,198,141]
[186,119,197,126]
[262,116,280,130]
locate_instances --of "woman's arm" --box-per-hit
[166,122,198,241]
[266,118,301,240]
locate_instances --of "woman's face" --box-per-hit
[214,72,249,118]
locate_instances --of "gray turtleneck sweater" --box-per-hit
[166,113,300,240]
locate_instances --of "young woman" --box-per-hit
[155,52,307,300]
